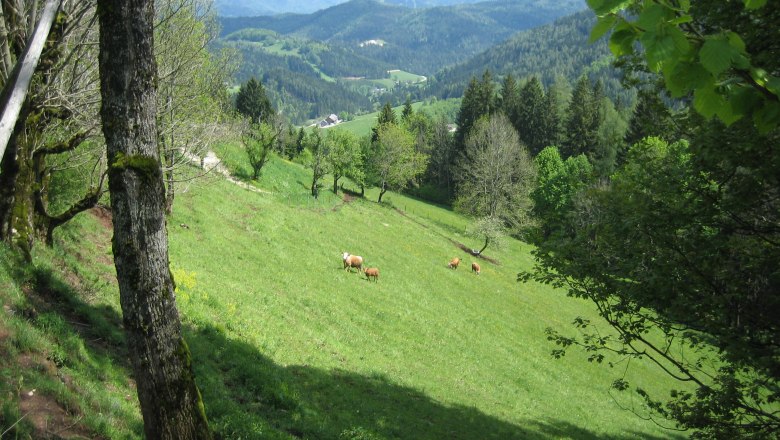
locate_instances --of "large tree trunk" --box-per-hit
[96,1,211,438]
[0,122,21,241]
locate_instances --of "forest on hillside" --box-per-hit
[213,3,616,125]
[218,0,586,74]
[0,0,778,438]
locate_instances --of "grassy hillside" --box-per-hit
[0,154,686,438]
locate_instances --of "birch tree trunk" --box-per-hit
[96,0,211,438]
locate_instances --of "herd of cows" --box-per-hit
[341,252,480,283]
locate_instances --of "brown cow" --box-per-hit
[471,262,481,275]
[364,267,379,282]
[448,257,461,269]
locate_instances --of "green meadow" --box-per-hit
[387,70,426,84]
[331,98,460,137]
[0,154,686,438]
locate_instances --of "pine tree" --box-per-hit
[402,97,414,121]
[235,77,274,124]
[455,70,496,158]
[540,82,563,151]
[372,102,397,142]
[625,88,675,147]
[517,76,546,155]
[561,76,599,158]
[499,74,520,131]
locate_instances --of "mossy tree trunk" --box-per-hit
[96,1,211,438]
[8,130,36,260]
[0,117,23,242]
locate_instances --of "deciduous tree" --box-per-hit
[305,128,328,199]
[96,0,211,437]
[324,129,361,193]
[454,113,535,244]
[244,121,281,180]
[369,124,427,203]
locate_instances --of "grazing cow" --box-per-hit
[471,262,481,275]
[342,252,364,273]
[448,257,461,269]
[365,267,379,282]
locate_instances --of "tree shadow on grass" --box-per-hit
[9,257,684,440]
[187,323,686,440]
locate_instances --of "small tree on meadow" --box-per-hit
[324,129,362,193]
[305,128,329,199]
[455,114,536,253]
[368,124,428,203]
[244,121,281,180]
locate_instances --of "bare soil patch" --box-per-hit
[394,208,500,265]
[89,205,113,230]
[19,390,93,439]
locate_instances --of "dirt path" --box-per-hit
[190,150,272,195]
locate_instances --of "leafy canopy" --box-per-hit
[588,0,780,132]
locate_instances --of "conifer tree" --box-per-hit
[372,102,397,142]
[455,70,496,160]
[499,74,520,130]
[402,97,414,121]
[235,77,274,124]
[517,76,546,155]
[625,88,675,147]
[540,82,563,151]
[561,76,598,158]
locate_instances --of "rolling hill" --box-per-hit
[428,9,631,104]
[214,0,490,16]
[219,0,587,75]
[213,30,398,123]
[0,150,687,438]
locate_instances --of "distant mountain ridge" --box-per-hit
[428,9,633,104]
[219,0,587,74]
[215,0,494,17]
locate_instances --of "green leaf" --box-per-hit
[669,15,693,25]
[754,101,780,133]
[730,87,761,115]
[663,62,711,97]
[766,76,780,96]
[636,3,668,30]
[726,32,746,52]
[668,26,691,55]
[693,83,723,119]
[699,37,734,75]
[587,0,632,15]
[715,101,741,126]
[609,28,636,57]
[641,30,678,72]
[590,14,617,43]
[744,0,767,9]
[586,0,604,11]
